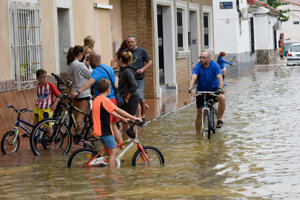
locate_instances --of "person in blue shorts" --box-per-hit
[188,52,226,134]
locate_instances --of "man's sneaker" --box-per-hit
[216,120,223,128]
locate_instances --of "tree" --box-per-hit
[266,0,290,22]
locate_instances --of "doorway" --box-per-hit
[157,6,165,85]
[57,8,71,73]
[189,10,199,65]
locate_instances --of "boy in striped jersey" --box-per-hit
[33,69,61,125]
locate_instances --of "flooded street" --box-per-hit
[1,63,300,199]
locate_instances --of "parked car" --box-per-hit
[284,42,295,55]
[287,43,300,66]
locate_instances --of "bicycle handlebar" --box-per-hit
[6,104,33,113]
[196,90,221,96]
[51,73,72,90]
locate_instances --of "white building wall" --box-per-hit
[213,0,238,53]
[254,7,278,50]
[213,0,251,54]
[278,3,300,42]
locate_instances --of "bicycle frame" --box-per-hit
[84,137,150,167]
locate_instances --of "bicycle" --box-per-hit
[1,105,33,154]
[67,121,165,168]
[197,90,221,139]
[30,93,94,156]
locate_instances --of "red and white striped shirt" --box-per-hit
[35,82,60,109]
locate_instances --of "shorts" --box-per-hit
[121,94,139,115]
[33,106,53,127]
[196,87,219,108]
[74,96,90,101]
[110,98,119,123]
[136,79,145,102]
[101,134,116,149]
[221,67,226,71]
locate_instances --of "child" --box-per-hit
[92,78,140,167]
[33,69,61,125]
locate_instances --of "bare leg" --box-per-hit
[216,94,226,121]
[73,100,89,133]
[122,122,128,141]
[112,122,122,143]
[196,106,203,134]
[108,147,118,167]
[140,101,146,118]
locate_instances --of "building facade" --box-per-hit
[279,0,300,43]
[0,0,215,135]
[213,0,279,73]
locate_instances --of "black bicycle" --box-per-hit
[196,90,221,139]
[30,74,94,156]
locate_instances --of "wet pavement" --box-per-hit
[1,61,300,199]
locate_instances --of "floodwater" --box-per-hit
[1,63,300,199]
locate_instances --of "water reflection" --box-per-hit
[1,64,300,198]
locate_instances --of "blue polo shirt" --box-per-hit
[90,64,115,99]
[192,60,222,91]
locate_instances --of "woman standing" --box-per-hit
[117,52,140,140]
[111,39,128,69]
[67,45,92,143]
[217,52,232,81]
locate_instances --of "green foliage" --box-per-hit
[259,0,290,22]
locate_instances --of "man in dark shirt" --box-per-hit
[125,35,153,125]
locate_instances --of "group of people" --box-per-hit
[33,33,232,167]
[67,35,152,167]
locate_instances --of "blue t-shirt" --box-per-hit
[192,60,222,91]
[90,64,115,99]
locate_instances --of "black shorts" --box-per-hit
[196,88,219,108]
[74,96,90,101]
[121,94,139,115]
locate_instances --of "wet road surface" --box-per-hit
[1,63,300,199]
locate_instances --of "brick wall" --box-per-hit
[121,0,156,99]
[0,88,36,139]
[176,57,190,95]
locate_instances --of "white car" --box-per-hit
[287,43,300,66]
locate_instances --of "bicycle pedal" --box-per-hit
[21,134,29,138]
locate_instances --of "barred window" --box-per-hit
[10,1,43,90]
[177,9,184,51]
[203,13,209,49]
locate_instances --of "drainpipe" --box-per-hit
[236,0,242,34]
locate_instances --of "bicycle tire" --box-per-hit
[132,145,165,167]
[30,118,72,156]
[67,148,98,168]
[210,106,218,134]
[202,109,212,139]
[1,131,20,154]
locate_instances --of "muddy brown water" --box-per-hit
[1,64,300,199]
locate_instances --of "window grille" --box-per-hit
[10,1,43,90]
[203,13,209,49]
[177,9,183,50]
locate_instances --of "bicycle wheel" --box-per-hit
[30,118,72,156]
[202,109,212,139]
[68,148,98,168]
[1,131,20,154]
[132,146,165,167]
[210,106,218,134]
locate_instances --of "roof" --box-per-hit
[247,0,280,14]
[281,0,300,6]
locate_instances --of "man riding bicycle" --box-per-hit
[188,51,226,134]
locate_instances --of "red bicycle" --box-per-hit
[67,121,165,168]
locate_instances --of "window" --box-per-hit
[177,9,183,51]
[10,1,43,90]
[203,13,209,49]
